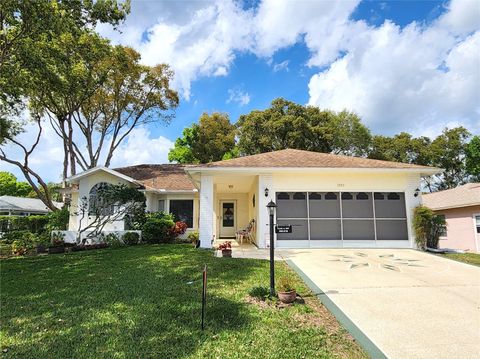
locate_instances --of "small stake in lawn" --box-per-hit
[201,264,207,330]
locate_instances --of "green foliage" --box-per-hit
[141,212,175,244]
[0,215,49,234]
[413,206,447,250]
[248,286,270,299]
[277,274,296,292]
[187,231,199,243]
[8,231,49,256]
[169,112,236,164]
[466,135,480,177]
[0,172,32,196]
[103,233,124,248]
[236,98,371,156]
[369,133,432,165]
[122,232,140,246]
[46,207,69,231]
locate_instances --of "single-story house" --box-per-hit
[423,183,480,252]
[0,195,62,216]
[66,149,440,249]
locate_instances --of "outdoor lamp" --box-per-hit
[414,188,420,197]
[264,188,269,197]
[267,200,277,215]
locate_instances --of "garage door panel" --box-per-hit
[342,192,374,218]
[276,192,307,218]
[376,220,408,240]
[343,220,375,240]
[310,220,341,240]
[277,219,308,240]
[309,192,340,218]
[374,192,406,218]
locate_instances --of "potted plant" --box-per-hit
[49,232,65,254]
[217,241,232,257]
[277,275,296,304]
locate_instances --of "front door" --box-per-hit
[220,201,236,238]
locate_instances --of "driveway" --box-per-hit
[282,249,480,359]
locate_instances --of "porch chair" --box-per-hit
[236,219,255,244]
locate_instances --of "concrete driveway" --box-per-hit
[283,249,480,359]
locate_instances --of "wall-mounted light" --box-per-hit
[228,185,233,189]
[264,188,269,197]
[414,188,420,197]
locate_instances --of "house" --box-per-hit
[422,183,480,252]
[66,149,440,249]
[0,195,62,216]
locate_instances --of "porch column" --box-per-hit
[257,174,273,248]
[406,173,422,249]
[199,174,214,248]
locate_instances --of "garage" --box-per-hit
[275,191,409,248]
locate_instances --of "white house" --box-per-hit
[66,149,440,249]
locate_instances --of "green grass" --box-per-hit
[440,252,480,266]
[0,245,366,358]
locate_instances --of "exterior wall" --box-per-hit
[69,171,131,231]
[436,205,480,252]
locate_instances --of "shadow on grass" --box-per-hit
[1,245,258,358]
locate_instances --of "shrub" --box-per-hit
[122,232,140,246]
[104,233,124,248]
[413,205,447,250]
[51,231,65,246]
[0,215,49,234]
[248,286,270,300]
[1,230,32,244]
[142,212,175,243]
[10,232,38,256]
[168,221,188,240]
[46,207,69,231]
[277,275,295,292]
[187,231,199,244]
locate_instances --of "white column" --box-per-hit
[405,173,422,249]
[199,175,214,248]
[257,174,273,248]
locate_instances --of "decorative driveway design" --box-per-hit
[283,249,480,359]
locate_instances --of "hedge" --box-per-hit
[0,215,50,234]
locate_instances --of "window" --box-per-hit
[438,214,447,237]
[169,200,194,228]
[325,192,337,200]
[309,192,322,200]
[293,192,306,200]
[475,215,480,234]
[277,192,290,200]
[374,193,385,200]
[341,192,353,200]
[158,200,165,212]
[387,193,400,200]
[89,182,114,216]
[356,192,369,200]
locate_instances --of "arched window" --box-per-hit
[277,192,290,200]
[374,193,385,200]
[325,192,337,200]
[309,192,322,200]
[356,192,369,200]
[293,192,306,200]
[89,182,114,215]
[387,192,400,200]
[341,192,353,200]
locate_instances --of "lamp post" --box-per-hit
[266,200,277,297]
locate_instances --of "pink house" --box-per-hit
[423,183,480,252]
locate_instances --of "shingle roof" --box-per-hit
[194,149,439,170]
[0,196,62,213]
[422,183,480,210]
[114,164,196,191]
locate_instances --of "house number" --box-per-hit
[337,183,345,187]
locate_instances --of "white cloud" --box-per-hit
[307,0,480,135]
[227,88,251,106]
[273,60,289,72]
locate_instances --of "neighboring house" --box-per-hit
[0,195,62,216]
[66,149,440,249]
[423,183,480,252]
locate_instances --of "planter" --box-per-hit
[48,245,65,254]
[278,290,297,304]
[221,249,232,257]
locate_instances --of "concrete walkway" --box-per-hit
[284,249,480,359]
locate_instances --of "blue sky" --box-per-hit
[1,0,479,182]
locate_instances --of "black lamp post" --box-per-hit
[266,200,277,297]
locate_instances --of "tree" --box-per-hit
[466,135,480,178]
[368,133,432,165]
[236,98,371,156]
[74,183,145,245]
[0,171,33,197]
[169,112,236,163]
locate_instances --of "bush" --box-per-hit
[168,221,188,240]
[0,215,49,234]
[51,231,65,246]
[103,233,124,248]
[413,205,447,250]
[187,231,199,244]
[277,275,295,292]
[248,286,270,300]
[46,208,69,231]
[10,231,39,256]
[142,212,175,244]
[122,232,140,246]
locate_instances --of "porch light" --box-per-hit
[414,188,420,197]
[264,188,269,197]
[266,200,277,215]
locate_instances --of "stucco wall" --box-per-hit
[436,205,480,252]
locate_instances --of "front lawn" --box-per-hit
[0,245,366,358]
[440,252,480,266]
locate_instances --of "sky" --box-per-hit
[1,0,479,183]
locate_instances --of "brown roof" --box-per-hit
[114,164,196,191]
[422,183,480,210]
[195,149,439,170]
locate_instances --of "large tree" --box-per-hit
[466,135,480,178]
[236,98,371,156]
[169,112,236,164]
[368,132,432,165]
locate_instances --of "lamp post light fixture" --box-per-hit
[264,187,269,197]
[266,200,277,297]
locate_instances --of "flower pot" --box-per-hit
[222,249,232,257]
[48,245,65,254]
[278,290,296,304]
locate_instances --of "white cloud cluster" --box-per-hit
[226,88,251,106]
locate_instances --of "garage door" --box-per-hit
[275,191,408,248]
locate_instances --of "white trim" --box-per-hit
[219,200,237,238]
[424,203,480,211]
[473,213,480,252]
[66,166,140,185]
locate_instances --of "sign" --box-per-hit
[275,225,292,233]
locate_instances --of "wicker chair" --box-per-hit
[236,219,255,244]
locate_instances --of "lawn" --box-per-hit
[0,245,366,358]
[440,252,480,266]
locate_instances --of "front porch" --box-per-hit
[212,239,285,260]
